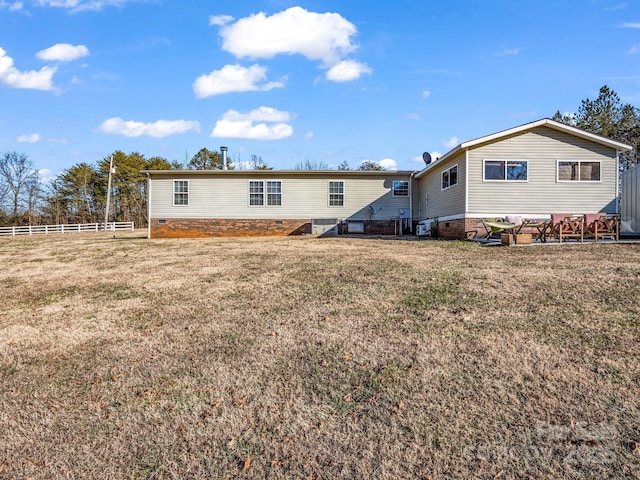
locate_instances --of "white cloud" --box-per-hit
[38,168,57,183]
[0,1,23,11]
[209,14,233,26]
[35,0,132,12]
[0,47,57,90]
[496,48,520,56]
[219,6,358,65]
[36,43,89,62]
[444,137,459,149]
[378,158,398,170]
[17,133,40,143]
[98,117,201,137]
[211,107,294,140]
[422,90,431,99]
[619,22,640,28]
[405,112,420,121]
[222,106,292,123]
[326,60,371,82]
[628,45,640,54]
[305,131,314,139]
[193,64,285,98]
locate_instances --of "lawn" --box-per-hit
[1,233,639,479]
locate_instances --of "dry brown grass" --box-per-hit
[1,233,639,479]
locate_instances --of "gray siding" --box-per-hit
[149,172,412,221]
[621,165,640,233]
[467,127,618,215]
[416,151,466,219]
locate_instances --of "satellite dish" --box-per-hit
[422,152,432,166]
[368,205,376,215]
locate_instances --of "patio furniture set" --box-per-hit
[480,214,619,244]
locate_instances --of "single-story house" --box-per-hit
[145,118,632,239]
[145,170,417,238]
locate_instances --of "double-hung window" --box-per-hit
[266,181,282,206]
[484,160,528,181]
[329,181,344,206]
[173,180,189,206]
[441,165,458,189]
[249,180,282,206]
[557,161,601,182]
[392,180,409,197]
[249,180,264,206]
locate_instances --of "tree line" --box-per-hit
[1,85,638,227]
[0,148,269,227]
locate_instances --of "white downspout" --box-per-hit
[616,150,620,213]
[409,173,414,233]
[146,172,151,239]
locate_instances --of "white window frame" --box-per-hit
[392,180,409,197]
[328,180,345,207]
[266,180,282,206]
[556,160,602,182]
[248,180,264,206]
[173,180,189,206]
[441,164,459,190]
[248,180,283,206]
[483,159,528,182]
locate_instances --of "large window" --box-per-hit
[173,180,189,206]
[329,181,344,206]
[557,161,601,182]
[249,180,282,206]
[392,180,409,196]
[484,160,528,181]
[441,164,458,189]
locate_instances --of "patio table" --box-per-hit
[516,219,551,242]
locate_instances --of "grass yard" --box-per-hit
[1,233,639,479]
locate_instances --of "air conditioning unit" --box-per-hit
[416,224,428,236]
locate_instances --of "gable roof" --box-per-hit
[415,118,633,178]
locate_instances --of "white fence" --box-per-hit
[0,222,135,237]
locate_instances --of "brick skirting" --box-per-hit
[430,218,493,240]
[149,218,399,238]
[150,218,312,238]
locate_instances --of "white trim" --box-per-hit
[464,150,469,214]
[173,179,189,206]
[328,180,345,207]
[415,118,632,179]
[266,179,283,207]
[616,152,620,213]
[147,174,151,238]
[248,180,265,207]
[483,159,529,182]
[392,179,409,197]
[441,163,459,190]
[556,159,602,183]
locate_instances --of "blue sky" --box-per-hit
[1,0,639,178]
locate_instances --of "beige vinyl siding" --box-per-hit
[417,152,466,219]
[149,173,412,220]
[467,126,618,215]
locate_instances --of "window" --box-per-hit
[249,180,282,206]
[266,181,282,206]
[173,180,189,205]
[392,180,409,196]
[441,164,458,189]
[329,181,344,206]
[557,161,601,182]
[249,181,264,206]
[484,160,528,181]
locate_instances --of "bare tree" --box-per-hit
[0,151,35,223]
